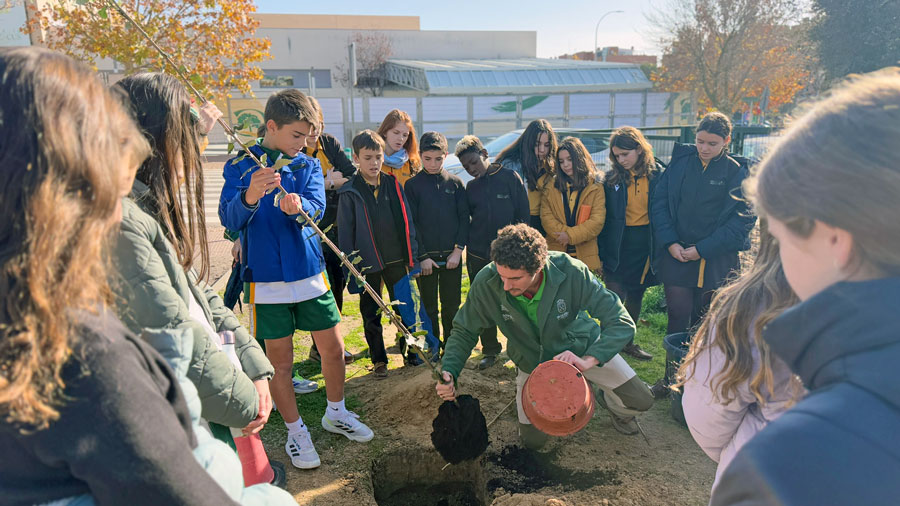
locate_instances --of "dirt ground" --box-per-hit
[263,348,716,506]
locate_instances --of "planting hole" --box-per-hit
[372,449,487,506]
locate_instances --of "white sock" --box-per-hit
[285,418,306,435]
[326,399,349,419]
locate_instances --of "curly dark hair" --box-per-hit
[490,224,548,275]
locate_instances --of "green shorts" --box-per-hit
[251,291,341,339]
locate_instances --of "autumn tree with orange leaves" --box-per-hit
[650,0,814,114]
[23,0,271,100]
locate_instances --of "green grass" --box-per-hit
[622,285,668,384]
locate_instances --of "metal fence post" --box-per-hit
[641,90,648,127]
[563,94,570,127]
[467,96,474,135]
[609,93,616,129]
[516,96,523,129]
[416,97,424,137]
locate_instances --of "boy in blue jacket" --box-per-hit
[219,89,373,471]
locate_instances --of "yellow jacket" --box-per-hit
[540,179,606,271]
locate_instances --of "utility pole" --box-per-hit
[594,10,624,61]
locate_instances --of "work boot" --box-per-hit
[622,342,653,361]
[518,422,550,451]
[650,378,670,400]
[595,391,640,436]
[478,354,497,370]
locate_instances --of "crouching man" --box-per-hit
[435,224,653,449]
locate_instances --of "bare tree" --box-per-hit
[334,32,393,97]
[649,0,814,113]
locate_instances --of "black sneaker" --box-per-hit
[622,343,653,361]
[650,378,670,400]
[478,355,497,370]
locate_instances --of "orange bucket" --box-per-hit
[521,360,595,436]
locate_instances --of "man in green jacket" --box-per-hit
[436,224,654,449]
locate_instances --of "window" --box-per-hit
[259,69,331,89]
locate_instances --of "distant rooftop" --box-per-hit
[385,58,651,95]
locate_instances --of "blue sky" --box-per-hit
[255,1,660,58]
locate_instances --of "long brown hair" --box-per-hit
[0,47,149,429]
[115,73,209,281]
[496,119,557,191]
[748,68,900,278]
[376,109,420,170]
[555,137,599,192]
[676,223,802,405]
[606,126,657,187]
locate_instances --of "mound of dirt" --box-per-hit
[355,366,518,446]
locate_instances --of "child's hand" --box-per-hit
[446,247,463,270]
[668,243,687,262]
[682,246,701,261]
[231,239,242,263]
[279,193,302,215]
[246,166,281,205]
[325,170,349,191]
[197,102,223,136]
[420,258,437,276]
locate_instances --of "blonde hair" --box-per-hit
[748,67,900,277]
[454,135,486,158]
[676,223,803,405]
[0,47,149,429]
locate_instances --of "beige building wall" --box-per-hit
[254,13,419,31]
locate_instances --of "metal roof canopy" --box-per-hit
[385,58,651,95]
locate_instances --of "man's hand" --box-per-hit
[242,379,272,435]
[435,371,457,401]
[555,231,571,246]
[245,166,281,205]
[446,247,463,270]
[231,239,242,263]
[668,243,687,262]
[279,193,302,215]
[197,102,223,136]
[681,246,701,262]
[420,258,437,276]
[553,350,599,372]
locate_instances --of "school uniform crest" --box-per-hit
[556,299,569,320]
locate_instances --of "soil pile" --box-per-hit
[431,395,490,464]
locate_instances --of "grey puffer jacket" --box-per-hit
[111,182,273,428]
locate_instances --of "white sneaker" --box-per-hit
[321,411,374,442]
[292,374,319,394]
[285,430,320,469]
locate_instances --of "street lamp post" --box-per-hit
[594,10,624,61]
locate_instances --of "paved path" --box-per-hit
[201,160,233,287]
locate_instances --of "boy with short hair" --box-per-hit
[220,89,373,471]
[337,130,420,378]
[455,135,529,369]
[404,132,468,347]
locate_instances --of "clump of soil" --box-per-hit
[432,395,490,464]
[486,446,621,494]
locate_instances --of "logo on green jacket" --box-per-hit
[556,299,569,319]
